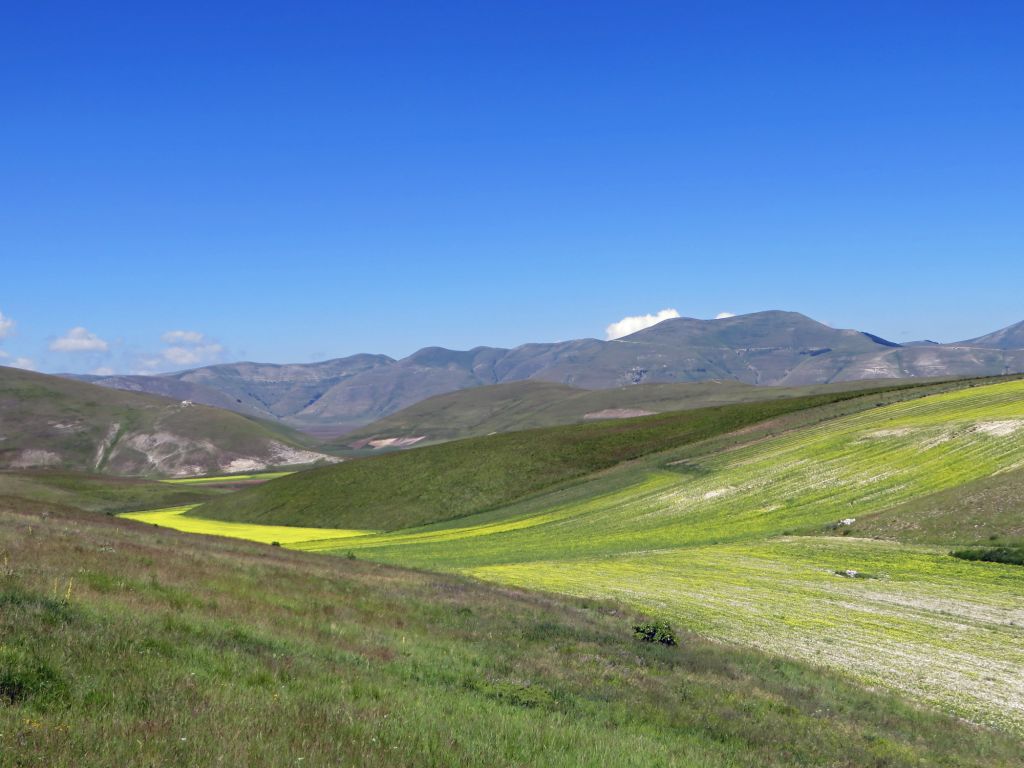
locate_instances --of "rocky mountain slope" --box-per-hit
[960,319,1024,350]
[0,366,335,477]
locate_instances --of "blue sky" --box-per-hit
[2,2,1022,374]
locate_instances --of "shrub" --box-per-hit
[950,547,1024,566]
[632,620,677,646]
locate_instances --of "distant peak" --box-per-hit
[958,319,1024,349]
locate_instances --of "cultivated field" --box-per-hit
[121,505,371,545]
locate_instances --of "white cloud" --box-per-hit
[12,357,35,370]
[715,312,736,319]
[0,349,7,359]
[163,347,200,365]
[0,309,14,339]
[91,366,116,376]
[156,328,223,367]
[606,308,680,340]
[50,326,109,352]
[162,343,224,368]
[161,330,206,345]
[162,345,220,366]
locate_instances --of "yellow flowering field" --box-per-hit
[120,505,373,545]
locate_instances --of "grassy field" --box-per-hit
[147,378,1024,732]
[3,501,1021,767]
[838,466,1024,545]
[192,378,984,531]
[463,538,1024,732]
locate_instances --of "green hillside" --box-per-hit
[2,499,1019,767]
[193,380,961,531]
[270,377,1024,732]
[339,378,925,447]
[0,366,332,477]
[0,470,226,516]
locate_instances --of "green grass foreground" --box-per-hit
[1,503,1020,767]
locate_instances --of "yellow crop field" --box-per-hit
[160,471,295,485]
[119,506,373,545]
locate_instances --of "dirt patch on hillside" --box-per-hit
[583,409,657,420]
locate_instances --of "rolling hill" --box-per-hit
[191,378,971,532]
[0,365,335,477]
[77,311,1024,433]
[338,377,948,447]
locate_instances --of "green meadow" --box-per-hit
[143,378,1024,733]
[7,502,1021,767]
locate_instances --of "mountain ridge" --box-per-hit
[959,319,1024,350]
[71,310,1024,433]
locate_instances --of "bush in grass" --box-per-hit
[951,547,1024,566]
[632,620,677,646]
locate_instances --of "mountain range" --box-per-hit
[72,311,1024,434]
